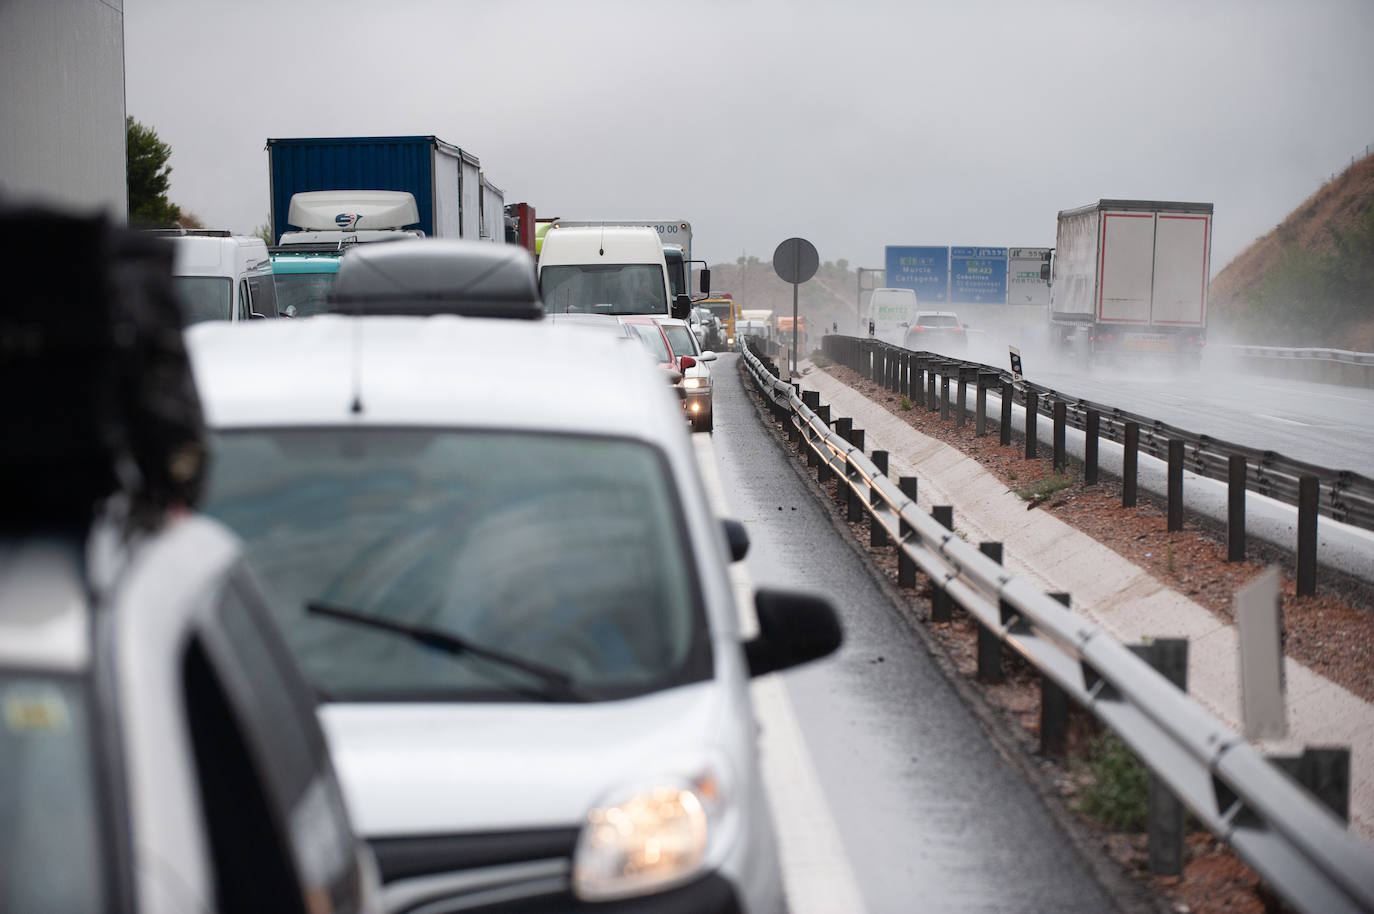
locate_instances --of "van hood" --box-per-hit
[318,681,740,837]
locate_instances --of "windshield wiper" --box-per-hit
[306,601,586,702]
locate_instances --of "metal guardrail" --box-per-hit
[1211,344,1374,388]
[1218,344,1374,366]
[741,343,1374,914]
[821,335,1374,534]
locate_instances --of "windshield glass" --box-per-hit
[0,672,107,913]
[660,324,699,357]
[203,429,707,702]
[540,264,667,315]
[273,271,338,317]
[628,323,671,362]
[173,276,233,325]
[705,303,732,321]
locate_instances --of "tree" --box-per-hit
[127,117,183,228]
[253,220,273,245]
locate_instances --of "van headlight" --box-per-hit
[571,769,732,901]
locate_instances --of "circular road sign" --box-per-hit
[773,237,819,284]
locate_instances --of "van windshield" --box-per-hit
[173,276,233,325]
[540,264,667,315]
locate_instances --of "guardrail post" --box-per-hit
[1228,455,1246,561]
[1167,439,1184,532]
[926,364,938,411]
[1024,391,1039,459]
[1123,422,1140,508]
[1040,593,1071,757]
[898,477,918,588]
[1131,639,1188,877]
[888,349,899,392]
[1297,475,1318,596]
[955,367,969,428]
[930,506,954,622]
[940,372,951,421]
[976,542,1005,684]
[1084,411,1100,485]
[1052,401,1066,472]
[975,372,989,436]
[902,352,913,398]
[1269,747,1350,821]
[871,452,889,547]
[846,429,865,523]
[1000,381,1012,446]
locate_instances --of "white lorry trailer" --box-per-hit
[1046,200,1212,364]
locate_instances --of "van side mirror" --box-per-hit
[698,269,710,296]
[744,588,842,677]
[722,518,749,562]
[672,293,692,320]
[1040,263,1051,282]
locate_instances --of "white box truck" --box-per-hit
[1046,200,1212,364]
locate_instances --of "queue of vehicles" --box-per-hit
[5,137,840,911]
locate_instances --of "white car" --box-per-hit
[189,316,841,914]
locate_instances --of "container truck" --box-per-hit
[266,135,493,244]
[1045,200,1212,364]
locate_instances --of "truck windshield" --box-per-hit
[0,671,109,913]
[540,264,667,315]
[663,249,686,298]
[203,428,709,702]
[173,276,233,325]
[274,272,339,317]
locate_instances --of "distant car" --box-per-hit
[904,309,967,353]
[656,316,718,433]
[623,315,703,424]
[190,315,842,914]
[330,238,542,318]
[689,306,723,351]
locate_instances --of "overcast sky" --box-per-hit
[124,0,1374,272]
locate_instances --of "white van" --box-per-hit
[866,287,918,346]
[538,225,691,319]
[164,231,278,325]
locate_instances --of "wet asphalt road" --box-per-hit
[703,354,1123,914]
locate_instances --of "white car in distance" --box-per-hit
[189,315,841,914]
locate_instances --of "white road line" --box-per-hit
[692,434,869,914]
[1252,413,1310,427]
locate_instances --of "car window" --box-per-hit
[628,323,671,361]
[540,263,667,315]
[172,276,232,325]
[0,671,109,914]
[238,280,251,321]
[660,324,699,356]
[249,273,279,318]
[203,429,711,702]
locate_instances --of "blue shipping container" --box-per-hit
[266,135,479,244]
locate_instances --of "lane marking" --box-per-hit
[692,433,869,914]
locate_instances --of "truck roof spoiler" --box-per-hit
[286,190,420,231]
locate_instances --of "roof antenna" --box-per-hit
[350,303,364,414]
[599,222,605,257]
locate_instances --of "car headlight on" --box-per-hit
[571,770,730,902]
[682,377,708,389]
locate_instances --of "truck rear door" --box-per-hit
[1097,210,1155,324]
[1150,212,1210,328]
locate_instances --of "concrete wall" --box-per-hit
[0,0,127,220]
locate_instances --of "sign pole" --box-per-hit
[771,237,819,380]
[792,278,799,377]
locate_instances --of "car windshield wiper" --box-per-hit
[306,601,586,702]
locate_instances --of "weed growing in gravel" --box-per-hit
[1166,541,1176,574]
[899,395,913,411]
[1077,732,1149,830]
[1015,473,1075,505]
